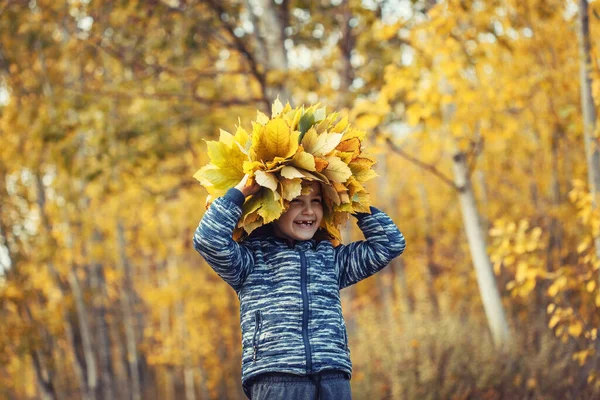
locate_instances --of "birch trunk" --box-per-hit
[452,152,511,346]
[116,222,142,400]
[336,0,354,108]
[577,0,600,271]
[90,243,116,400]
[167,256,196,400]
[30,348,57,400]
[36,175,97,399]
[250,0,290,103]
[68,269,98,400]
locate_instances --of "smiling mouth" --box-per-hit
[294,221,315,228]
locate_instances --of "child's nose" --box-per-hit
[302,204,315,214]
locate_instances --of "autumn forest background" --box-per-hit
[1,0,600,399]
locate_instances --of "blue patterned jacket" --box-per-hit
[193,188,406,397]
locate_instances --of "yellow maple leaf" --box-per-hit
[255,170,278,191]
[323,156,352,182]
[194,164,243,197]
[251,119,299,162]
[291,150,316,171]
[336,137,361,158]
[314,157,329,172]
[258,190,284,224]
[280,166,306,179]
[322,183,341,206]
[271,98,284,118]
[331,116,349,133]
[304,132,344,157]
[281,178,302,200]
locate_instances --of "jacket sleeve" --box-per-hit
[334,207,406,290]
[193,188,254,291]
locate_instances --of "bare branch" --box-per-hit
[385,137,457,189]
[198,0,270,109]
[63,85,264,107]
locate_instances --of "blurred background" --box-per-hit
[1,0,599,399]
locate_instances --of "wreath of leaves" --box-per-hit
[194,99,377,242]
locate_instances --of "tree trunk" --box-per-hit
[30,348,57,400]
[251,0,290,103]
[452,152,511,347]
[68,269,99,400]
[116,222,142,400]
[89,230,116,400]
[577,0,600,272]
[547,126,562,272]
[36,174,97,399]
[336,0,355,108]
[167,256,197,400]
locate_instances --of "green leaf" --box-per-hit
[298,111,315,140]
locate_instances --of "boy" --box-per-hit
[193,176,406,399]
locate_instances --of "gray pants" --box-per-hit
[249,370,352,400]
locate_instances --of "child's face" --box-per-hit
[273,181,324,242]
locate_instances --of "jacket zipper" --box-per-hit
[299,250,312,373]
[252,310,262,362]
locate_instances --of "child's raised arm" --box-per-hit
[334,207,406,289]
[192,176,260,291]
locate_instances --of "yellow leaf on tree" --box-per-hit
[548,315,561,329]
[568,321,583,338]
[355,114,381,130]
[573,350,592,366]
[587,280,596,292]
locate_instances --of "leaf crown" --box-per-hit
[194,99,377,243]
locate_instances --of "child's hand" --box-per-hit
[234,175,261,198]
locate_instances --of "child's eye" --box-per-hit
[312,199,322,204]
